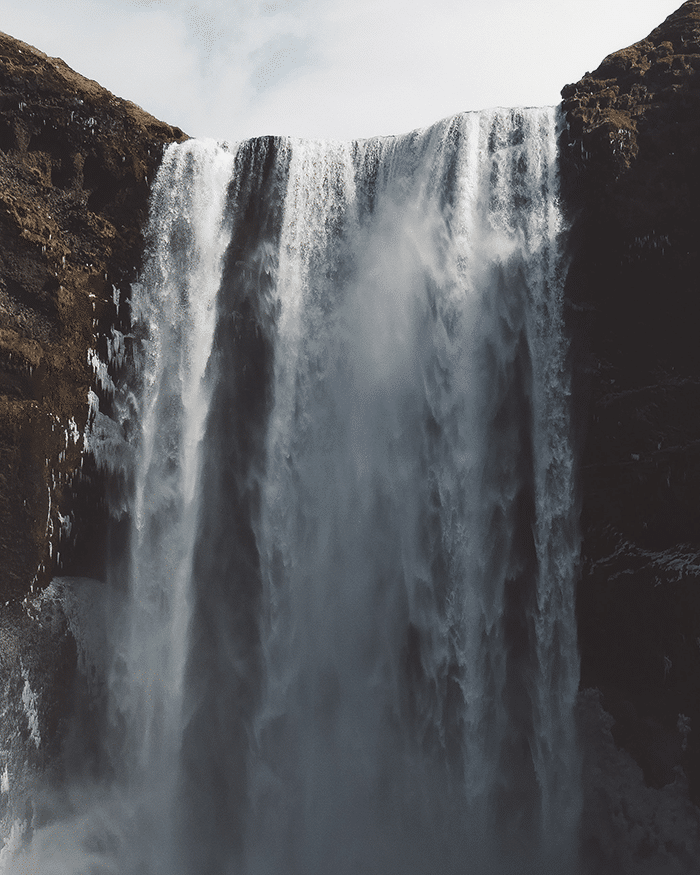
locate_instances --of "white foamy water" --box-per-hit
[2,109,580,875]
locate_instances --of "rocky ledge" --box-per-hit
[561,0,700,824]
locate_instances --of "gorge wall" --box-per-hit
[0,32,185,826]
[0,1,699,866]
[0,32,186,602]
[561,0,700,811]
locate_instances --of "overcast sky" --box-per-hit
[0,0,677,141]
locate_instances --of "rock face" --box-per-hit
[0,32,185,603]
[561,0,700,817]
[0,32,184,833]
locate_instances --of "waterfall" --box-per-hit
[3,107,580,874]
[107,141,236,872]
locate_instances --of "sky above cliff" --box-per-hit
[0,0,677,141]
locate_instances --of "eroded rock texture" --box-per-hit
[0,32,185,602]
[562,0,700,812]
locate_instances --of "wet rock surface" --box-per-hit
[0,587,76,838]
[562,0,700,818]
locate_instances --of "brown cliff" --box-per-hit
[562,0,700,813]
[0,32,186,602]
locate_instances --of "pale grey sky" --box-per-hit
[0,0,677,141]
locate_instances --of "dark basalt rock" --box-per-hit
[561,0,700,814]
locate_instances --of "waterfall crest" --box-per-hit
[3,109,580,875]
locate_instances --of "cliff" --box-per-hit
[0,32,185,830]
[561,0,700,821]
[0,32,186,603]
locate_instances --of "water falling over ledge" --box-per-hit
[2,107,580,875]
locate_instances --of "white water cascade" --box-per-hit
[4,107,580,874]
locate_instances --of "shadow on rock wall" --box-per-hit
[562,0,700,821]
